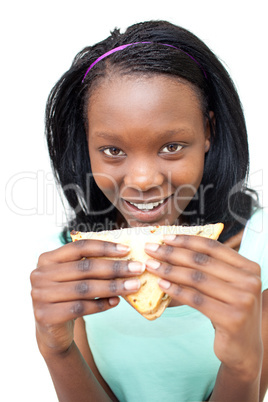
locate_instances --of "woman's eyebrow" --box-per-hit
[156,129,194,139]
[94,132,121,141]
[94,128,194,141]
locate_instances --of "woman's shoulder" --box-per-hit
[38,232,64,255]
[241,207,268,251]
[245,207,268,233]
[240,208,268,291]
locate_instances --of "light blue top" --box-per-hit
[83,209,268,402]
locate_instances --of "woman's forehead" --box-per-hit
[87,74,203,117]
[86,75,206,146]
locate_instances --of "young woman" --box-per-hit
[30,20,268,401]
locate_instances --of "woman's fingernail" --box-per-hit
[146,259,160,269]
[145,243,160,252]
[158,279,171,289]
[128,261,145,273]
[109,297,119,306]
[124,279,141,290]
[163,234,176,241]
[116,243,131,252]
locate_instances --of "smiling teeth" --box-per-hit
[129,200,165,210]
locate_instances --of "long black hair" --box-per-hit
[45,20,258,243]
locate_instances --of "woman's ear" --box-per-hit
[205,111,215,153]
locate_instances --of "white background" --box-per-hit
[2,1,268,401]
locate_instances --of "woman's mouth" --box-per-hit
[127,199,165,211]
[121,196,172,223]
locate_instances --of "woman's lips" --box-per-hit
[121,196,172,223]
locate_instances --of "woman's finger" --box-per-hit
[146,260,251,304]
[157,279,232,327]
[157,278,261,334]
[157,234,260,275]
[34,259,145,282]
[144,240,260,285]
[32,277,141,304]
[38,239,131,266]
[34,298,120,326]
[145,243,250,286]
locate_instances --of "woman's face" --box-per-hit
[87,74,211,228]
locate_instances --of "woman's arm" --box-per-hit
[40,317,118,402]
[73,317,118,401]
[145,235,266,402]
[31,239,141,402]
[260,290,268,401]
[208,290,268,401]
[41,336,115,402]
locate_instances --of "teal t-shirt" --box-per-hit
[83,209,268,402]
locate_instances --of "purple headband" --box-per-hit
[82,41,207,82]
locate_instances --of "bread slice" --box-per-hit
[71,223,223,320]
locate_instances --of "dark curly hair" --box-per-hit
[45,20,258,243]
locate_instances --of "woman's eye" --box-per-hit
[102,147,125,157]
[161,143,183,153]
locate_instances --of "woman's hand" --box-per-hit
[30,239,143,357]
[145,234,263,381]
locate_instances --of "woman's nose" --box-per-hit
[123,160,165,191]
